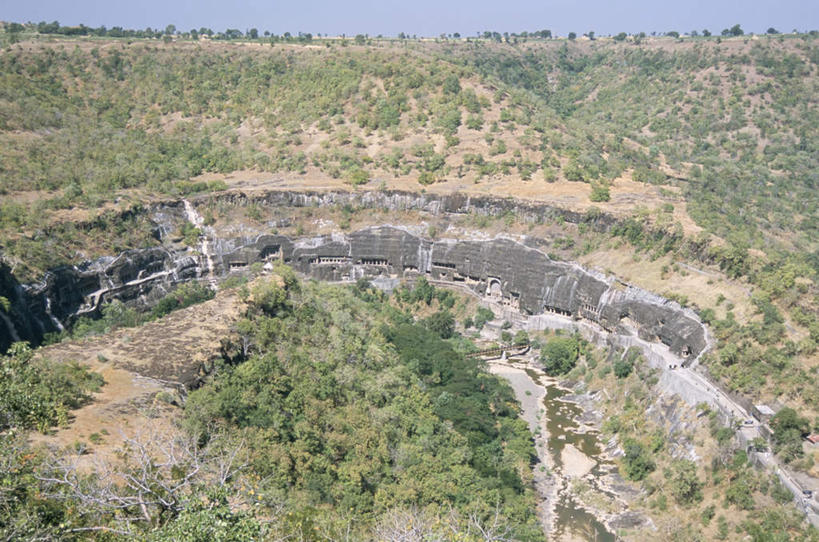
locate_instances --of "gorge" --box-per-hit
[3,188,818,531]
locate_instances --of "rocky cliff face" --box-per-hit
[206,188,618,230]
[0,248,199,352]
[0,191,706,361]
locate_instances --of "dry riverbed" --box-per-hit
[489,357,652,541]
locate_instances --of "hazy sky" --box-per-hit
[1,0,816,37]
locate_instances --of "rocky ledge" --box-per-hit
[0,192,708,366]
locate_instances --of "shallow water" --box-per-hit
[497,363,616,541]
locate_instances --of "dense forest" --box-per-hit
[0,274,543,539]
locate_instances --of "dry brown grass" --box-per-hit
[578,246,754,320]
[29,286,249,463]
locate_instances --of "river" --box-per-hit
[489,360,617,542]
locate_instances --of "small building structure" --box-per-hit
[753,404,776,423]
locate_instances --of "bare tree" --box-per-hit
[37,424,247,534]
[374,507,448,542]
[467,504,516,542]
[373,505,515,542]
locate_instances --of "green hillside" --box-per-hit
[1,275,543,539]
[1,29,819,539]
[1,33,818,407]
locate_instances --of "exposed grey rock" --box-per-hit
[0,194,705,365]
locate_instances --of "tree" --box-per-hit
[542,336,579,375]
[248,28,258,39]
[0,343,102,432]
[442,74,461,95]
[730,24,744,36]
[5,22,25,34]
[164,24,176,36]
[667,31,680,38]
[767,27,779,34]
[568,32,576,40]
[614,347,642,378]
[39,426,248,534]
[472,307,495,330]
[613,356,633,378]
[613,32,627,42]
[424,310,455,339]
[249,278,288,315]
[769,407,810,462]
[37,21,60,34]
[669,460,703,505]
[354,34,366,45]
[148,496,265,541]
[622,438,655,481]
[702,29,711,37]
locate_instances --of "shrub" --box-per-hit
[541,336,579,375]
[472,307,495,330]
[669,460,703,505]
[589,183,611,202]
[0,342,103,432]
[613,347,641,378]
[151,282,214,319]
[347,168,369,186]
[622,438,655,481]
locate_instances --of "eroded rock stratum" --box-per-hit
[0,191,707,363]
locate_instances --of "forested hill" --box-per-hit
[0,271,544,539]
[0,32,818,432]
[1,34,817,270]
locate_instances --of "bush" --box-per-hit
[669,460,703,505]
[0,342,103,432]
[472,307,495,330]
[589,183,610,202]
[622,438,655,481]
[347,168,369,186]
[724,473,755,510]
[613,347,641,378]
[541,336,579,375]
[151,282,214,319]
[613,358,632,378]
